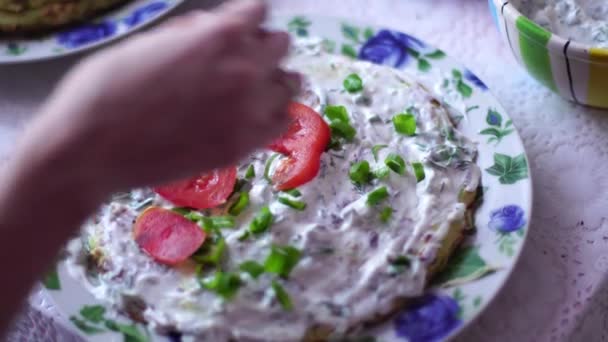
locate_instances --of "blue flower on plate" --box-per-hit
[488,205,526,233]
[57,22,117,49]
[358,29,426,68]
[394,294,461,342]
[124,1,169,27]
[464,69,488,91]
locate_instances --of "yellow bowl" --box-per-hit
[489,0,608,108]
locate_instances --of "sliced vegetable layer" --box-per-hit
[155,167,237,210]
[269,102,331,190]
[133,206,206,265]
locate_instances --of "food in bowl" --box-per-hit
[510,0,608,47]
[65,39,481,341]
[0,0,129,33]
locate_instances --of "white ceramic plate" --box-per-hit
[41,15,533,342]
[0,0,181,64]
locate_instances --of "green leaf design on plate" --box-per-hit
[80,305,106,323]
[435,246,497,287]
[486,109,502,126]
[341,23,360,43]
[6,42,26,56]
[486,153,528,184]
[70,316,105,334]
[425,49,446,59]
[321,38,336,53]
[473,295,483,308]
[287,16,311,37]
[465,105,479,113]
[496,233,519,257]
[42,266,60,290]
[363,27,375,40]
[479,109,514,145]
[452,288,466,319]
[341,44,358,58]
[456,79,473,98]
[417,58,431,72]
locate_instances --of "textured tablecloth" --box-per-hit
[3,0,608,341]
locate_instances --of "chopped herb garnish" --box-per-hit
[192,237,225,266]
[239,260,265,279]
[278,196,307,211]
[283,189,302,197]
[264,244,302,278]
[412,162,426,182]
[343,73,363,93]
[392,113,417,136]
[237,231,250,242]
[250,206,273,235]
[330,121,356,141]
[229,192,250,216]
[185,211,203,222]
[323,105,350,123]
[201,271,242,299]
[272,280,293,310]
[201,216,235,232]
[380,206,393,223]
[388,255,411,274]
[367,186,389,206]
[245,165,255,179]
[372,167,390,180]
[233,178,247,193]
[264,153,280,182]
[372,144,388,162]
[349,160,371,186]
[385,153,406,175]
[171,207,191,215]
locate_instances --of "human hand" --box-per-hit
[21,0,297,197]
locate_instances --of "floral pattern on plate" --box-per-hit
[44,15,532,342]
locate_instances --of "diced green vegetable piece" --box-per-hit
[245,165,255,179]
[343,73,363,93]
[264,244,302,278]
[349,160,371,185]
[171,207,191,215]
[237,231,250,242]
[283,189,302,197]
[201,271,242,300]
[330,121,356,141]
[278,196,307,211]
[392,113,416,136]
[239,260,265,279]
[201,216,235,232]
[372,167,390,180]
[250,206,273,234]
[380,206,393,223]
[367,186,389,206]
[229,192,250,216]
[323,105,350,123]
[264,153,280,182]
[192,237,226,266]
[272,280,293,310]
[412,162,426,182]
[184,211,203,222]
[385,153,406,175]
[372,144,388,162]
[388,255,411,274]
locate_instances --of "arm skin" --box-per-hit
[0,0,299,334]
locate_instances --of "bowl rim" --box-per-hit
[492,0,608,64]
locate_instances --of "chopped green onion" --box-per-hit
[250,206,273,235]
[245,165,256,179]
[192,237,225,266]
[237,231,250,242]
[367,186,389,206]
[271,280,293,310]
[349,160,371,186]
[171,207,192,216]
[201,271,242,300]
[229,192,250,216]
[372,167,390,180]
[385,153,406,175]
[264,244,302,278]
[185,211,203,222]
[380,206,393,223]
[201,216,235,232]
[278,196,307,211]
[239,260,265,279]
[388,255,411,274]
[412,162,426,182]
[264,153,280,182]
[372,144,388,162]
[323,105,350,123]
[283,189,302,197]
[330,121,356,141]
[232,178,247,193]
[412,162,425,182]
[392,113,416,136]
[343,73,363,93]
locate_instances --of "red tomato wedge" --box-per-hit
[269,102,330,190]
[154,167,237,210]
[133,206,205,265]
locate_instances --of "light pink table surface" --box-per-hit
[3,1,608,341]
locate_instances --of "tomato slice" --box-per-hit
[269,102,330,190]
[133,206,205,265]
[154,167,237,210]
